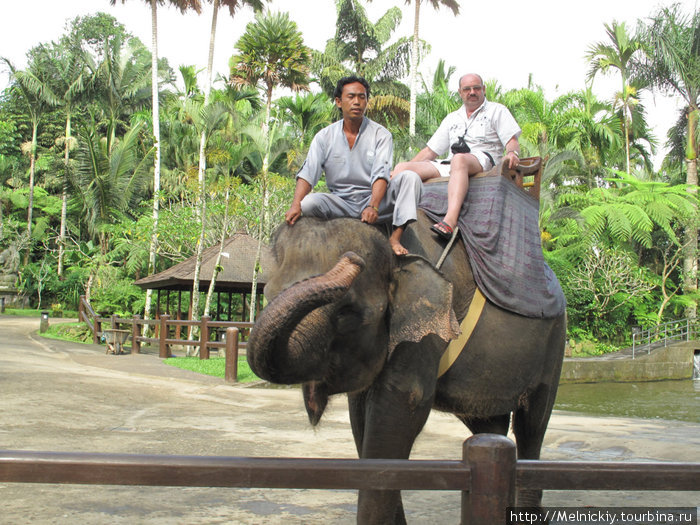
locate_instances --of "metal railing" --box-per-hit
[1,434,698,524]
[631,317,700,358]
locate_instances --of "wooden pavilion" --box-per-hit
[134,234,273,321]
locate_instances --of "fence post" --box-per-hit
[461,434,516,525]
[200,315,210,360]
[159,314,171,358]
[225,327,239,383]
[94,317,101,345]
[131,315,141,354]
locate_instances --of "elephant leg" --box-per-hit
[356,343,439,525]
[512,383,558,509]
[457,413,510,436]
[348,390,367,457]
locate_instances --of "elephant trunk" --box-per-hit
[247,252,365,384]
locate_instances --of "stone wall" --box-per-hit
[560,341,698,383]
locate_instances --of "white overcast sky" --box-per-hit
[1,0,698,167]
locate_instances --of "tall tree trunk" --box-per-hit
[408,0,420,137]
[249,90,273,322]
[58,113,71,278]
[683,107,698,319]
[27,124,37,238]
[144,0,161,323]
[623,111,630,174]
[204,187,231,318]
[249,185,266,323]
[683,157,698,319]
[622,79,630,175]
[191,0,221,324]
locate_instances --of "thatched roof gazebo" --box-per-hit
[134,234,273,321]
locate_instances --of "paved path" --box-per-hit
[0,316,698,524]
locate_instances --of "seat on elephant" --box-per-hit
[498,155,543,201]
[419,157,566,319]
[425,155,543,201]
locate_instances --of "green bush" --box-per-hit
[41,321,93,343]
[90,265,145,316]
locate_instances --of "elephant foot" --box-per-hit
[357,490,406,525]
[510,489,547,524]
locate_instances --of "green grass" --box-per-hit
[2,308,79,318]
[164,356,260,383]
[28,315,261,384]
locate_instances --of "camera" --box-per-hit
[451,136,470,154]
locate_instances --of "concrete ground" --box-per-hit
[0,316,698,524]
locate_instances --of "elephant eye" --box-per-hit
[334,304,363,335]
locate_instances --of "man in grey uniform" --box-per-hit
[285,76,422,256]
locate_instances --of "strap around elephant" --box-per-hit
[437,287,486,378]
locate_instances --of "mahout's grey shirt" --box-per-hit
[297,117,421,227]
[297,117,392,208]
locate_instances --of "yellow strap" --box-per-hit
[437,287,486,378]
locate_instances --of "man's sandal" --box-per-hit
[430,220,455,241]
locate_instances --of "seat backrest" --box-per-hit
[502,156,542,201]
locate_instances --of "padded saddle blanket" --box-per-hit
[419,174,566,319]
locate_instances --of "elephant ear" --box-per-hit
[388,255,460,356]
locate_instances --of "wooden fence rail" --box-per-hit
[78,296,253,382]
[1,434,698,524]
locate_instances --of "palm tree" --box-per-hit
[109,0,203,320]
[312,0,415,126]
[71,120,155,255]
[276,92,334,170]
[196,0,265,188]
[229,9,311,321]
[91,36,153,151]
[230,11,310,149]
[186,0,266,324]
[636,4,700,318]
[0,58,58,240]
[397,0,460,137]
[586,21,643,175]
[558,88,622,186]
[415,59,460,138]
[33,40,90,278]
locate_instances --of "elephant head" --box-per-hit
[247,218,460,425]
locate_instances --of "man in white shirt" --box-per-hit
[285,76,422,255]
[392,73,521,239]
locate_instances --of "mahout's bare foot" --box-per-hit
[390,238,408,256]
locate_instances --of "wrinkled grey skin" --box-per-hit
[247,212,566,524]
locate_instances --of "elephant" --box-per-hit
[247,211,566,524]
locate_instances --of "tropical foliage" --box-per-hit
[1,3,699,353]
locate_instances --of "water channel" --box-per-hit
[554,379,700,423]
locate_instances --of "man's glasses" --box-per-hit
[460,85,483,93]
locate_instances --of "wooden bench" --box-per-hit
[425,156,543,201]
